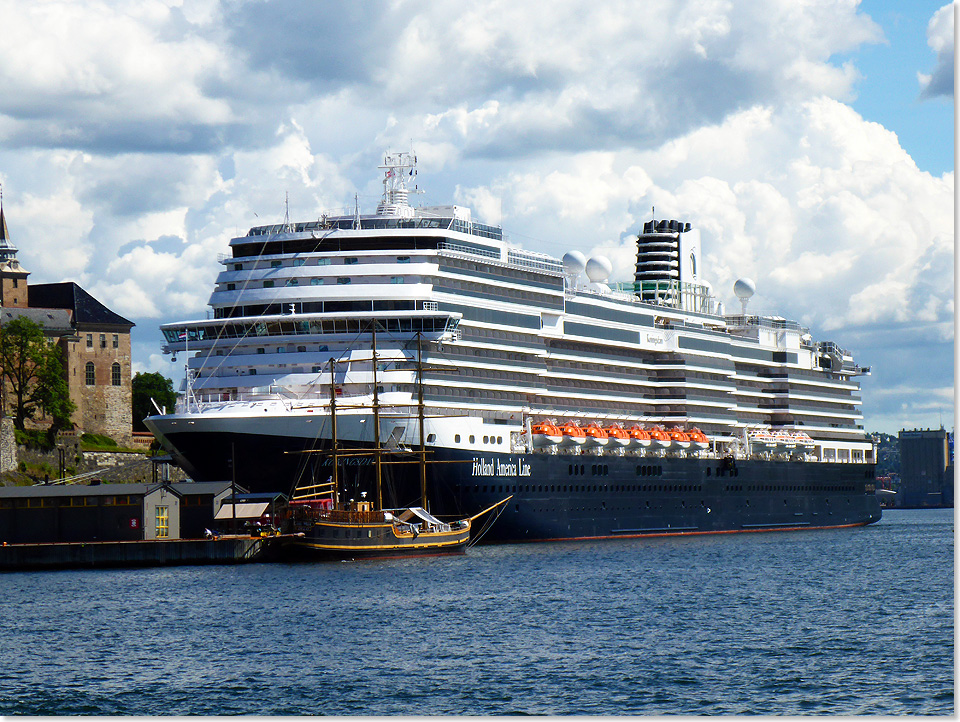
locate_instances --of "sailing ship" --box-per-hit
[277,331,509,560]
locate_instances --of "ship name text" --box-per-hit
[471,457,532,478]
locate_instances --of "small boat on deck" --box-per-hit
[666,427,691,451]
[583,423,609,449]
[604,424,631,449]
[686,427,709,451]
[627,425,652,450]
[558,421,588,448]
[648,426,671,450]
[530,421,563,447]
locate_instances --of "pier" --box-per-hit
[0,536,271,571]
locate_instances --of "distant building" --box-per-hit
[897,428,954,508]
[0,198,135,443]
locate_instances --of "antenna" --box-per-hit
[283,191,291,231]
[353,193,360,230]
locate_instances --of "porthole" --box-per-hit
[455,434,461,443]
[426,433,436,443]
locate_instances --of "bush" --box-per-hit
[14,428,55,451]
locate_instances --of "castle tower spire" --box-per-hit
[0,186,30,308]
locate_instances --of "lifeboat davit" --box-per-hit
[686,427,709,451]
[627,425,651,449]
[647,426,671,450]
[666,427,691,451]
[530,421,562,448]
[603,424,631,448]
[582,423,609,448]
[558,421,587,448]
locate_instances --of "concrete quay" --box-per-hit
[0,535,268,571]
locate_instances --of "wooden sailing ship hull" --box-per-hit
[279,507,471,561]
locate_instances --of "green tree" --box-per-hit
[0,317,76,431]
[132,371,178,431]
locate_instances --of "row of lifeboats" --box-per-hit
[528,421,709,452]
[747,428,815,453]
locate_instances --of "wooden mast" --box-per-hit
[417,331,427,509]
[371,320,383,510]
[329,357,339,508]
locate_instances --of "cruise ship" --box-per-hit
[145,152,882,541]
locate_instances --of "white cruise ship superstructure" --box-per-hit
[145,153,881,541]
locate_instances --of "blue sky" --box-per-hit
[0,0,953,435]
[847,0,954,176]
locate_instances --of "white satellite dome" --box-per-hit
[734,277,756,300]
[562,251,587,276]
[585,255,613,283]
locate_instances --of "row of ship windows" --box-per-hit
[451,434,504,445]
[722,484,858,493]
[230,256,416,273]
[464,327,537,343]
[446,347,531,364]
[165,316,452,343]
[226,276,407,290]
[436,279,558,306]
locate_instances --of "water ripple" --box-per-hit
[0,509,951,715]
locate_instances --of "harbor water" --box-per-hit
[0,509,952,715]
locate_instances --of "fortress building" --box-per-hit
[0,196,134,442]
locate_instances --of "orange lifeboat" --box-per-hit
[583,422,609,448]
[603,424,631,448]
[647,426,671,449]
[558,421,587,448]
[530,421,562,448]
[686,427,709,451]
[667,427,691,451]
[627,425,651,449]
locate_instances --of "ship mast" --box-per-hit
[417,332,427,509]
[371,321,383,510]
[329,357,339,508]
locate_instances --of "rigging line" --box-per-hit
[200,219,346,384]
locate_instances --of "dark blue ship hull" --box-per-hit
[158,429,881,542]
[424,448,881,542]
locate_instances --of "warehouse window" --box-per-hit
[112,334,119,348]
[85,362,95,385]
[111,363,121,386]
[156,506,169,538]
[100,334,106,348]
[86,334,93,349]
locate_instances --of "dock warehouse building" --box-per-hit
[0,482,237,544]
